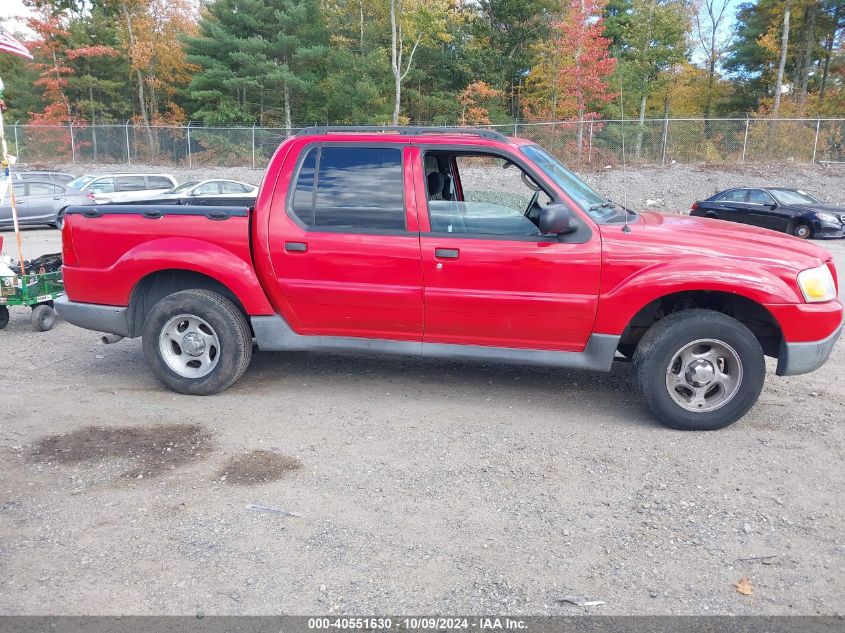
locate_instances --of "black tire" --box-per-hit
[31,304,56,332]
[142,289,252,395]
[633,309,765,431]
[791,222,811,239]
[0,306,9,330]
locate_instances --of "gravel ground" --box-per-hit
[0,166,843,616]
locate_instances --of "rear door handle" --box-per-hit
[285,241,307,253]
[435,248,459,259]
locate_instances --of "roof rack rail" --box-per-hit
[296,125,509,142]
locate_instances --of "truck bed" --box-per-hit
[62,204,260,310]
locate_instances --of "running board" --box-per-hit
[251,315,620,372]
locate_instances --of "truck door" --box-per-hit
[267,143,424,340]
[417,149,601,351]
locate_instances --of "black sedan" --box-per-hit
[690,187,845,239]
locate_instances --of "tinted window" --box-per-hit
[291,146,405,231]
[148,176,174,189]
[718,189,747,202]
[747,189,775,205]
[116,176,147,192]
[28,183,56,196]
[13,183,25,197]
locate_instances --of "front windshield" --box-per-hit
[68,175,95,189]
[168,181,199,194]
[769,188,821,206]
[520,144,625,222]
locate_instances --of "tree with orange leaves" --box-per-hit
[458,81,504,125]
[523,0,616,153]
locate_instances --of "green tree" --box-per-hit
[185,0,326,132]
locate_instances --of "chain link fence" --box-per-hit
[7,118,845,170]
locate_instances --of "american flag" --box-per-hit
[0,25,32,60]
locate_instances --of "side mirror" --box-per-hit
[767,202,778,210]
[539,203,574,235]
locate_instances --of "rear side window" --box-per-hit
[290,146,405,231]
[194,182,220,196]
[718,189,747,202]
[148,176,174,189]
[116,176,147,192]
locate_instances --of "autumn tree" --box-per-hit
[458,80,503,124]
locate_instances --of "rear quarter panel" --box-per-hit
[63,213,274,315]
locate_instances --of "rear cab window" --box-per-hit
[289,145,406,232]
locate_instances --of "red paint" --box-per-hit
[62,131,843,349]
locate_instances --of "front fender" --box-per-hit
[594,260,801,335]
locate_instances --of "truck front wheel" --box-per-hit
[142,289,253,395]
[633,309,765,430]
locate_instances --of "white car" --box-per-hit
[67,173,178,203]
[155,179,258,201]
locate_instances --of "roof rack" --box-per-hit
[296,125,509,142]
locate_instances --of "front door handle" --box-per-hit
[285,241,307,252]
[435,248,459,260]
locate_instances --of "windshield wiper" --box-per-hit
[590,199,636,217]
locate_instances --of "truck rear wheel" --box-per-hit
[633,309,765,431]
[142,289,253,395]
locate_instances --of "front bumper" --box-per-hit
[811,220,845,239]
[54,296,130,336]
[776,320,843,376]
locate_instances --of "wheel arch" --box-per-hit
[127,269,251,338]
[617,289,784,359]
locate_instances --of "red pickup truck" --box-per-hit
[55,127,843,430]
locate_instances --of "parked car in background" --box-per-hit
[691,187,845,239]
[12,170,76,184]
[67,173,177,203]
[57,127,842,432]
[1,180,94,229]
[154,179,258,202]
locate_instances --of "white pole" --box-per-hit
[125,120,131,165]
[0,75,26,275]
[69,121,76,164]
[588,120,593,164]
[661,116,669,166]
[252,123,256,170]
[741,118,749,163]
[812,118,821,163]
[187,125,192,169]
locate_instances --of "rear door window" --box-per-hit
[718,189,747,202]
[88,177,115,193]
[193,182,220,196]
[116,176,147,192]
[27,183,57,196]
[221,181,249,193]
[290,146,405,231]
[747,189,775,205]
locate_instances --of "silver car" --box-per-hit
[0,180,94,230]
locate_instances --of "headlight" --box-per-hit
[797,265,837,303]
[815,212,840,224]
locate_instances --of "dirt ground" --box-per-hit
[0,183,844,615]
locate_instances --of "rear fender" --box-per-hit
[102,237,274,315]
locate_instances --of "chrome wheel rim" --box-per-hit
[665,339,743,413]
[158,314,220,379]
[795,225,810,238]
